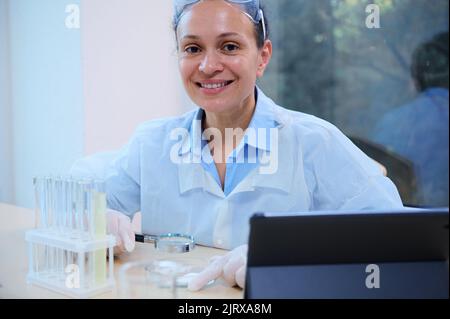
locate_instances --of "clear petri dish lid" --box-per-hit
[154,233,195,253]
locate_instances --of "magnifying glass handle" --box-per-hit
[135,233,157,243]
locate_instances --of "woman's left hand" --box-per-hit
[188,244,248,291]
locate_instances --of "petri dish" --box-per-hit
[154,233,195,253]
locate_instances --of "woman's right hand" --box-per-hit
[107,209,136,255]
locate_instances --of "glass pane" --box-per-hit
[260,0,449,207]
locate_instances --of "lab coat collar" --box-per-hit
[179,108,203,158]
[177,161,226,198]
[176,87,294,198]
[177,132,295,198]
[179,86,283,157]
[230,88,281,158]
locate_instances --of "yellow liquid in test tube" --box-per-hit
[93,191,107,285]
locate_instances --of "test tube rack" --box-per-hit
[26,177,116,298]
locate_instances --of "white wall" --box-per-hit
[0,0,192,208]
[7,0,84,208]
[81,0,192,154]
[0,0,13,204]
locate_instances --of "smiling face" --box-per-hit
[176,0,272,115]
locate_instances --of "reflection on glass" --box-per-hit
[372,32,449,207]
[259,0,449,207]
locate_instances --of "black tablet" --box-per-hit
[245,208,449,299]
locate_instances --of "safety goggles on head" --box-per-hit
[173,0,266,40]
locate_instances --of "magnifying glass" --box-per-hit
[134,233,215,288]
[135,233,195,253]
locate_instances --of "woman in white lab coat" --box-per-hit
[72,0,403,291]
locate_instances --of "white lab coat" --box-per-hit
[71,88,403,249]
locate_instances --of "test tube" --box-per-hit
[79,179,93,239]
[63,177,76,270]
[85,179,94,239]
[73,180,84,239]
[53,177,63,233]
[44,176,54,230]
[33,177,46,229]
[54,177,65,281]
[60,177,68,232]
[33,177,49,276]
[93,180,107,237]
[92,180,107,285]
[40,177,51,277]
[78,179,95,288]
[67,178,78,238]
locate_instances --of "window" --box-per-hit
[259,0,449,207]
